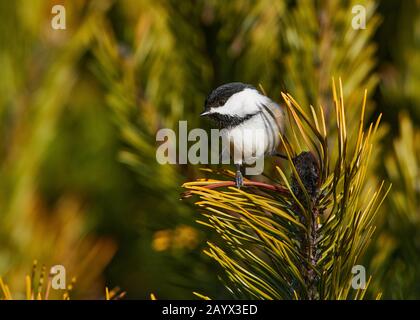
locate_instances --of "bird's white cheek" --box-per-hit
[215,88,263,117]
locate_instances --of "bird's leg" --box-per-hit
[235,163,243,188]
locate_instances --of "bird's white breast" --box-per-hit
[223,110,281,165]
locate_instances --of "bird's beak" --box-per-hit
[200,110,210,117]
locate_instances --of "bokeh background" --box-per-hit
[0,0,418,299]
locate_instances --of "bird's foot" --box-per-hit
[235,170,244,189]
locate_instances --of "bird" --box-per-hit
[201,82,286,188]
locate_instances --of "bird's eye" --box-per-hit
[218,99,226,106]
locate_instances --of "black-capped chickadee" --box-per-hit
[201,82,285,188]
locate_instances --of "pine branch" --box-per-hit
[183,80,390,299]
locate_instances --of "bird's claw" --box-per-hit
[235,170,243,189]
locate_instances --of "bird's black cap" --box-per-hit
[203,82,256,113]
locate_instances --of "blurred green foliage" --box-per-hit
[0,0,418,299]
